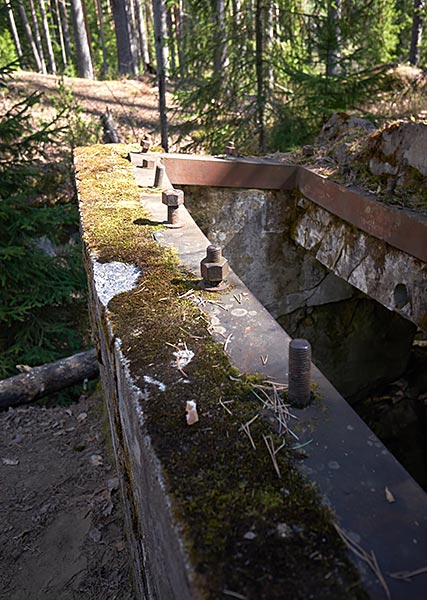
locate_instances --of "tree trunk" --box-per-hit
[53,0,68,66]
[38,0,57,74]
[70,0,94,78]
[135,0,150,69]
[175,0,185,77]
[166,7,176,76]
[0,349,99,410]
[5,1,26,69]
[409,0,425,65]
[326,0,341,77]
[126,0,140,74]
[58,0,72,63]
[94,0,108,74]
[110,0,135,74]
[28,0,47,73]
[17,0,43,72]
[255,0,265,153]
[152,0,169,150]
[145,0,155,67]
[214,0,228,75]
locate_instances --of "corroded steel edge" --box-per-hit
[149,153,427,263]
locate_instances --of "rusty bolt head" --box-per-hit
[302,145,314,157]
[201,256,229,284]
[140,134,152,152]
[224,141,236,156]
[162,188,184,207]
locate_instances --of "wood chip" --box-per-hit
[385,486,395,503]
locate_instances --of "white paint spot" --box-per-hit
[231,308,248,317]
[346,425,354,431]
[94,261,141,306]
[248,311,258,316]
[143,376,166,392]
[328,461,340,470]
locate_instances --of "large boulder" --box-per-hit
[369,121,427,177]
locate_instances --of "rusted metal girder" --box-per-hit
[130,152,427,264]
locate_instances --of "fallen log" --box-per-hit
[0,349,99,410]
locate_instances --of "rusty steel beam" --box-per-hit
[297,168,427,263]
[161,154,297,190]
[132,153,427,263]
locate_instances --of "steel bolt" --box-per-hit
[140,133,152,153]
[224,141,236,156]
[200,245,229,291]
[154,164,165,188]
[288,338,312,407]
[162,188,184,228]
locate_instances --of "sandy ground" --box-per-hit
[6,70,178,148]
[0,392,134,600]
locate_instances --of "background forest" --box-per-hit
[1,0,426,381]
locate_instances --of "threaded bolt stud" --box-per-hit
[154,164,165,188]
[288,339,311,407]
[168,205,180,225]
[206,245,222,262]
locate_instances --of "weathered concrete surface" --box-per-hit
[184,186,418,399]
[293,198,427,330]
[86,256,194,600]
[75,145,427,600]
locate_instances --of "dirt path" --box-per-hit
[7,70,178,148]
[0,392,134,600]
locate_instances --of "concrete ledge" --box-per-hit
[77,145,427,600]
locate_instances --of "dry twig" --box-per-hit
[334,524,391,600]
[223,333,233,352]
[240,414,259,450]
[390,565,427,582]
[262,434,285,478]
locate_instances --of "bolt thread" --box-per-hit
[168,205,179,224]
[154,165,165,188]
[288,339,311,407]
[206,245,222,262]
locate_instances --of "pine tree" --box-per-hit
[0,64,87,377]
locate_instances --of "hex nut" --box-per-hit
[201,257,229,283]
[162,189,184,207]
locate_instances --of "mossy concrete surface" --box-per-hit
[74,144,369,599]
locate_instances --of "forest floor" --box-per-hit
[5,70,179,148]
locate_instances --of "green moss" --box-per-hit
[75,144,367,599]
